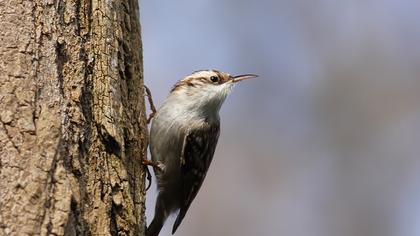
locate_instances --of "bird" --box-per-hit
[146,70,257,236]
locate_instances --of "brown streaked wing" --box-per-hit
[172,122,220,234]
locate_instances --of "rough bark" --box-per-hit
[0,0,147,235]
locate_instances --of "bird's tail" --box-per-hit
[146,193,169,236]
[146,216,164,236]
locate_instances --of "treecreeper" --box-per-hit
[144,70,257,236]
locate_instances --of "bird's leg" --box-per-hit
[142,159,164,172]
[142,159,165,191]
[144,85,157,124]
[143,85,158,190]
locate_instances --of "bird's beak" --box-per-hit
[231,74,258,83]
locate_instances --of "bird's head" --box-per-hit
[169,70,257,114]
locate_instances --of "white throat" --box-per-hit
[163,82,234,123]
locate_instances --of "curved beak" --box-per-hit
[231,74,258,83]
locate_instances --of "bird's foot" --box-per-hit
[144,85,156,124]
[142,159,165,172]
[142,159,165,191]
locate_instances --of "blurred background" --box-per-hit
[140,1,420,236]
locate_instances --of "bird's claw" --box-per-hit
[142,159,166,191]
[142,159,164,172]
[144,85,156,124]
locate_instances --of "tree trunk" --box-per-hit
[0,0,147,235]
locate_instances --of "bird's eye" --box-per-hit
[210,76,219,83]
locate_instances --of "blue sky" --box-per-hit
[141,1,420,235]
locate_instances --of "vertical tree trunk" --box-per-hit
[0,0,147,235]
